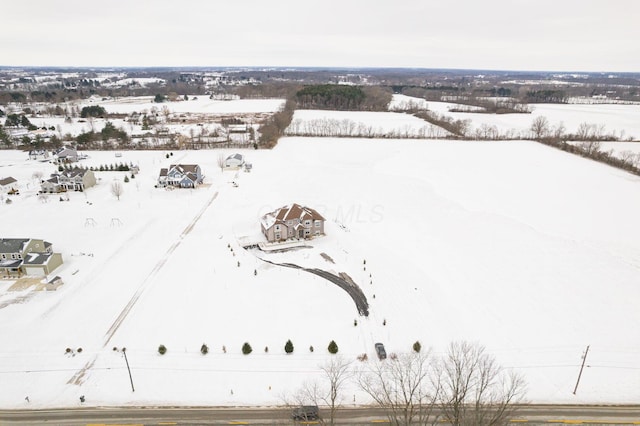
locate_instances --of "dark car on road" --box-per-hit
[375,342,387,360]
[292,405,319,420]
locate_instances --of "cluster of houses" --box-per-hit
[156,153,249,188]
[0,238,63,278]
[0,151,326,283]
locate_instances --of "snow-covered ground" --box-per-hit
[392,94,640,140]
[0,138,640,409]
[286,109,450,138]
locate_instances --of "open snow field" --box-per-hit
[286,109,450,138]
[0,138,639,408]
[392,94,640,139]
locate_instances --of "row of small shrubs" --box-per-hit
[75,340,420,357]
[157,340,341,355]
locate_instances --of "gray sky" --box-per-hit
[3,0,639,72]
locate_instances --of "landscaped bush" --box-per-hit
[413,341,422,353]
[77,347,83,353]
[309,345,314,353]
[158,344,167,355]
[201,343,209,355]
[284,339,294,354]
[242,342,252,355]
[65,347,72,353]
[328,340,339,354]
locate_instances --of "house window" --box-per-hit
[315,230,320,235]
[304,220,311,226]
[275,225,281,231]
[314,220,321,227]
[275,233,281,240]
[304,229,310,236]
[287,220,293,226]
[1,254,5,259]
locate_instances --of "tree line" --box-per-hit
[287,341,525,425]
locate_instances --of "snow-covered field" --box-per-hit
[1,137,640,409]
[286,109,450,138]
[391,94,640,140]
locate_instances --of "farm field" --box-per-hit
[0,135,639,408]
[391,94,640,140]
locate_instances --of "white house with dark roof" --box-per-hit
[224,153,245,169]
[0,238,63,277]
[54,147,78,163]
[0,177,18,193]
[260,203,326,242]
[157,164,203,188]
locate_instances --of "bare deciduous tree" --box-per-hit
[217,152,226,171]
[111,181,124,200]
[320,356,353,425]
[436,341,526,426]
[31,171,44,183]
[286,356,353,425]
[530,116,550,139]
[358,351,438,425]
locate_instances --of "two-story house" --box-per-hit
[0,238,63,277]
[41,169,96,193]
[260,203,325,242]
[157,164,203,188]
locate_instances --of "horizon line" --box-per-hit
[0,65,638,75]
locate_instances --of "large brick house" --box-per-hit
[260,203,325,242]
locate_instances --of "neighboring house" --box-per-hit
[0,238,63,278]
[260,203,326,242]
[157,164,203,188]
[224,153,245,168]
[28,150,50,161]
[0,177,17,193]
[40,168,96,193]
[55,147,78,163]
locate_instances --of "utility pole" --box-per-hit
[122,348,135,392]
[573,345,590,395]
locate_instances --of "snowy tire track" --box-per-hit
[67,191,218,386]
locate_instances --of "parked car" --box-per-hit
[292,405,319,420]
[375,342,387,360]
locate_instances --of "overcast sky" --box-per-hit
[3,0,639,72]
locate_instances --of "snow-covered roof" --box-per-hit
[260,203,325,230]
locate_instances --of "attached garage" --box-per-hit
[22,252,63,276]
[23,266,46,276]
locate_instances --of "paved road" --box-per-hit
[1,405,639,425]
